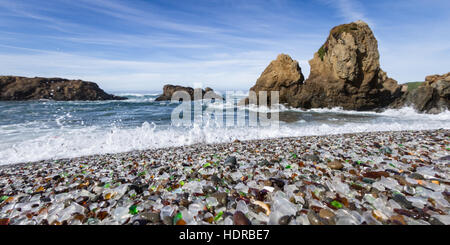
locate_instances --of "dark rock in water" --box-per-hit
[0,76,126,101]
[393,194,414,209]
[155,84,222,101]
[304,154,320,162]
[224,156,237,166]
[233,211,251,225]
[392,72,449,113]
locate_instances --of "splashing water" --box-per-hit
[0,93,449,165]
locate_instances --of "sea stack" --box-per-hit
[248,54,304,106]
[392,72,450,113]
[155,84,222,101]
[0,76,126,101]
[296,20,403,110]
[245,21,404,111]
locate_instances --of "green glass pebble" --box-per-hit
[203,163,211,168]
[129,205,139,215]
[1,196,8,202]
[214,211,223,221]
[180,180,185,186]
[291,153,297,159]
[331,200,343,209]
[362,178,375,184]
[104,183,111,188]
[173,212,183,223]
[285,165,291,169]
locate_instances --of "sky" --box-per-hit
[0,0,449,92]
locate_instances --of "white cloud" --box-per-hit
[318,0,374,25]
[0,45,308,91]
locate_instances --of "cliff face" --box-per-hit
[249,54,304,105]
[0,76,126,101]
[155,84,222,101]
[245,21,404,111]
[295,21,403,110]
[392,72,450,113]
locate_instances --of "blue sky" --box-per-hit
[0,0,449,92]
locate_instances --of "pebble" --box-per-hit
[233,211,251,225]
[224,156,237,166]
[393,194,414,209]
[319,208,336,220]
[0,129,448,226]
[304,154,320,162]
[389,215,406,225]
[140,212,161,223]
[211,192,228,207]
[278,215,293,225]
[327,160,344,170]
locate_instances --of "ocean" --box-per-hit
[0,92,449,165]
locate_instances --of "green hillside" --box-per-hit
[404,81,423,91]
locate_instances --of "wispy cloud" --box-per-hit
[0,0,449,89]
[0,44,307,91]
[318,0,374,25]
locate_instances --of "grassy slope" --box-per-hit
[404,82,423,91]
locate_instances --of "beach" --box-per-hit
[1,129,449,225]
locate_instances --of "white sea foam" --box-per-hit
[0,107,449,165]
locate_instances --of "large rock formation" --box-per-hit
[155,84,222,101]
[245,21,404,111]
[392,72,450,113]
[0,76,126,101]
[248,54,304,105]
[295,21,403,110]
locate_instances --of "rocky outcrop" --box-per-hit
[0,76,126,101]
[295,21,403,110]
[392,73,450,113]
[248,54,304,105]
[245,21,404,111]
[155,84,222,101]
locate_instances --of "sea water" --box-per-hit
[0,92,449,165]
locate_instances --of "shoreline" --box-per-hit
[1,128,448,169]
[0,129,449,225]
